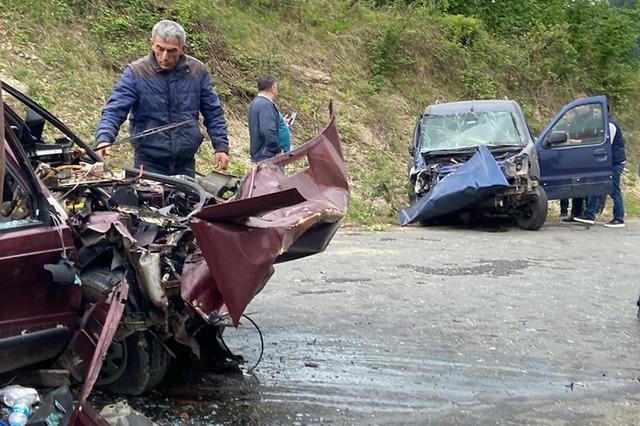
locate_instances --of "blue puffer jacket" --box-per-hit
[96,53,229,166]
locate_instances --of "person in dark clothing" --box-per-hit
[574,111,626,227]
[558,94,589,222]
[247,75,284,162]
[95,20,230,177]
[559,198,584,221]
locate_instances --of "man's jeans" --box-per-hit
[134,151,196,177]
[585,162,624,220]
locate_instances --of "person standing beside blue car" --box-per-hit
[574,106,626,228]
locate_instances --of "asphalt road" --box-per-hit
[125,219,640,425]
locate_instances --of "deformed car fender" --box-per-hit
[182,104,350,326]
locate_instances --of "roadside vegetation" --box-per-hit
[1,0,640,225]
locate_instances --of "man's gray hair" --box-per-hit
[152,20,186,47]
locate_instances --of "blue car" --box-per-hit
[405,97,611,230]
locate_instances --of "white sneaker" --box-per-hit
[573,216,595,225]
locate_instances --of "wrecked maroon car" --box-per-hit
[0,81,349,399]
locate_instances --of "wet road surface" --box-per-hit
[112,221,640,425]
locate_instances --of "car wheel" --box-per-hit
[516,186,548,231]
[100,331,170,396]
[81,267,170,395]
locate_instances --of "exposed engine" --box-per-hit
[413,148,534,198]
[27,144,241,354]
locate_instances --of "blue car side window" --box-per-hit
[548,103,605,147]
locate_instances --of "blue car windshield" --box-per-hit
[419,111,527,153]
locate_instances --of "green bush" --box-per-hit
[458,69,499,99]
[367,22,413,92]
[432,14,483,48]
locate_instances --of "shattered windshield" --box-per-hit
[419,111,527,153]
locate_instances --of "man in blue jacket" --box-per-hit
[95,20,229,176]
[247,75,283,162]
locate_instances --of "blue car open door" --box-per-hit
[535,96,612,200]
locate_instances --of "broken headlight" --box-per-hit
[414,171,431,195]
[503,154,530,178]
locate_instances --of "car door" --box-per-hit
[535,95,612,200]
[0,91,81,374]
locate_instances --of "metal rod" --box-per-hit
[113,119,195,146]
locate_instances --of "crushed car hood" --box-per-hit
[183,105,350,326]
[411,145,525,180]
[400,145,509,226]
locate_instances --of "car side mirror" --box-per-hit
[26,108,45,136]
[21,108,45,147]
[545,131,568,147]
[408,146,415,156]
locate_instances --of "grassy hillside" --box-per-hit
[2,0,640,225]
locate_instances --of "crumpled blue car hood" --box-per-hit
[399,145,510,226]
